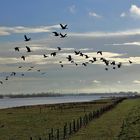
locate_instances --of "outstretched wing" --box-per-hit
[24,35,27,40]
[26,46,31,52]
[60,24,63,28]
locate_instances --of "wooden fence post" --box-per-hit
[77,118,79,131]
[73,119,76,132]
[63,123,67,139]
[56,129,59,140]
[69,122,72,135]
[80,117,82,128]
[85,114,88,124]
[49,133,51,140]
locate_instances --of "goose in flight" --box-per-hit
[52,32,59,36]
[14,47,20,52]
[89,60,94,63]
[60,33,67,38]
[104,60,109,66]
[21,56,25,61]
[60,24,68,29]
[43,54,48,58]
[24,35,31,41]
[66,55,72,61]
[51,52,57,57]
[5,76,9,80]
[18,66,22,68]
[117,62,122,68]
[57,47,61,51]
[129,60,132,64]
[71,60,74,63]
[82,63,87,66]
[105,68,108,71]
[30,66,34,68]
[74,51,80,55]
[93,57,97,61]
[84,55,89,59]
[11,72,16,76]
[97,51,102,55]
[27,69,32,71]
[110,61,116,65]
[26,46,31,52]
[80,52,84,57]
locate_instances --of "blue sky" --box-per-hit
[0,0,139,30]
[1,0,140,94]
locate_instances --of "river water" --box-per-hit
[0,94,126,109]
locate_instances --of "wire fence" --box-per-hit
[28,97,125,140]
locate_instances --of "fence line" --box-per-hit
[28,97,125,140]
[13,98,126,140]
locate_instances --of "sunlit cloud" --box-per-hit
[133,80,140,84]
[89,11,102,18]
[92,80,101,84]
[0,25,60,36]
[69,28,140,38]
[0,30,10,36]
[120,12,126,18]
[130,4,140,19]
[0,57,19,64]
[121,4,140,19]
[105,42,140,46]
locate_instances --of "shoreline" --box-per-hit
[0,95,139,110]
[0,92,137,99]
[0,98,112,110]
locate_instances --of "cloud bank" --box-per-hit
[0,25,60,36]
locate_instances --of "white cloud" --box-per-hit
[120,12,126,17]
[105,41,140,46]
[133,80,140,84]
[117,81,121,84]
[92,80,101,84]
[0,51,126,66]
[0,25,60,36]
[69,5,76,14]
[89,12,102,18]
[121,4,140,19]
[130,4,140,18]
[69,28,140,38]
[0,30,10,36]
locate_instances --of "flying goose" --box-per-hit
[24,35,31,41]
[60,24,68,29]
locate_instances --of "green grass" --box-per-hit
[69,98,140,140]
[118,102,140,140]
[0,99,111,140]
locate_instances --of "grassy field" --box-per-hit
[0,99,112,140]
[69,98,140,140]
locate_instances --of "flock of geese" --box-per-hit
[0,23,133,85]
